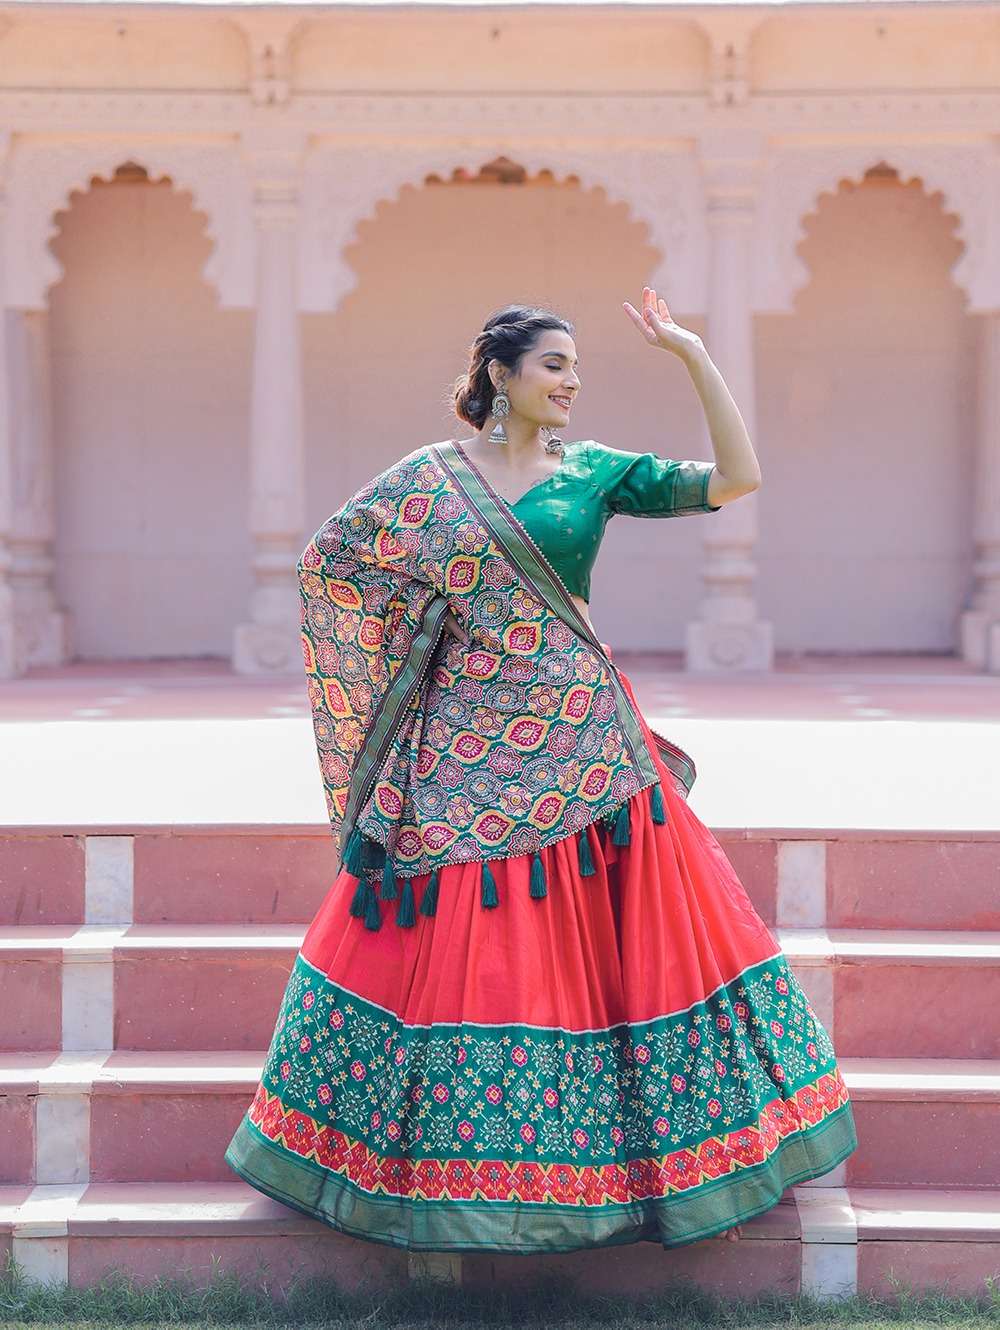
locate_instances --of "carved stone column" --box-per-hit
[959,311,1000,672]
[233,131,307,674]
[0,139,19,677]
[686,134,774,673]
[8,309,72,666]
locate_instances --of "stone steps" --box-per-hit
[3,923,998,1057]
[2,817,998,1300]
[3,1053,999,1190]
[4,827,999,932]
[2,1180,997,1299]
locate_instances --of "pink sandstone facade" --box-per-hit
[1,0,999,675]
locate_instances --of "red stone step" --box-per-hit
[3,1051,999,1190]
[2,1181,998,1299]
[2,925,999,1055]
[3,826,998,932]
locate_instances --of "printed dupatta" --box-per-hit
[296,439,700,900]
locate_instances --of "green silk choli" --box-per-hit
[461,439,721,601]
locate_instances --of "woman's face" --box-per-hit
[492,331,581,430]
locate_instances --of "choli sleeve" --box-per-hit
[588,441,722,517]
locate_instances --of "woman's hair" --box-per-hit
[451,304,575,430]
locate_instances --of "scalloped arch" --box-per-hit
[755,142,994,314]
[5,139,255,310]
[297,143,705,315]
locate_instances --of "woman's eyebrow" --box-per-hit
[541,352,580,364]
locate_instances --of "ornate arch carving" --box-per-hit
[297,143,706,315]
[754,141,999,314]
[4,137,255,310]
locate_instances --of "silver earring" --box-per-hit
[542,427,564,454]
[488,384,511,444]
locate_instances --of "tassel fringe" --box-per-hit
[650,782,666,824]
[353,797,655,928]
[419,868,439,917]
[341,825,364,876]
[349,875,367,918]
[612,799,632,846]
[481,860,499,908]
[529,851,547,898]
[577,828,596,876]
[396,876,416,927]
[362,877,382,931]
[380,856,398,901]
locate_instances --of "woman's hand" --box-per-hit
[623,286,705,363]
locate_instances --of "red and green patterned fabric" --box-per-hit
[225,439,856,1251]
[296,439,699,891]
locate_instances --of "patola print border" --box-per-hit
[433,440,663,793]
[224,947,857,1253]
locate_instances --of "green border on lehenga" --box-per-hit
[224,1100,856,1254]
[224,944,858,1254]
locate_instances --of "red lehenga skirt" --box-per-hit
[225,650,856,1253]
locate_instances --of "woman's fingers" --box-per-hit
[623,301,658,341]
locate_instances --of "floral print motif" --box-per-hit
[247,948,849,1209]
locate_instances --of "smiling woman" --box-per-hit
[224,303,855,1256]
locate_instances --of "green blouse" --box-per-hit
[508,439,721,600]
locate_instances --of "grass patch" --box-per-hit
[0,1248,997,1328]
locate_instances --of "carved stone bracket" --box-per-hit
[234,14,302,108]
[696,14,762,110]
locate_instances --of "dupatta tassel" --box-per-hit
[529,851,547,899]
[395,876,416,927]
[362,877,382,931]
[348,874,368,918]
[577,828,596,877]
[361,834,385,874]
[341,825,364,877]
[612,800,632,846]
[380,856,399,901]
[650,781,667,824]
[481,859,499,909]
[419,868,439,917]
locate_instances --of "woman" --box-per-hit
[225,289,856,1254]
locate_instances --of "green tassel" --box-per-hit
[380,855,398,901]
[361,835,384,874]
[612,800,632,846]
[419,868,439,917]
[349,874,368,917]
[362,878,382,931]
[577,829,596,877]
[341,825,364,876]
[529,851,547,899]
[481,860,499,909]
[396,877,416,927]
[650,782,666,824]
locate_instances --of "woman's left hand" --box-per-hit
[624,286,705,362]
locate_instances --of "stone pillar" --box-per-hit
[0,140,20,677]
[8,309,72,666]
[686,135,773,672]
[959,311,1000,672]
[233,131,307,674]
